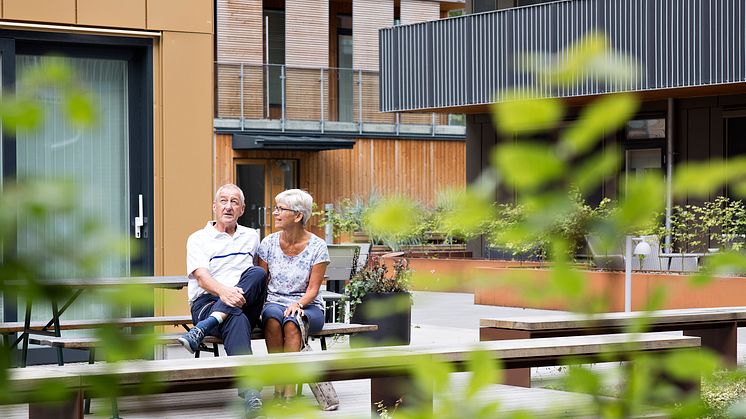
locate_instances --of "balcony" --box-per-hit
[214,62,465,137]
[380,0,746,112]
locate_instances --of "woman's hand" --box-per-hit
[284,301,304,317]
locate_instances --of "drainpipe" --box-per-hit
[239,63,245,131]
[665,98,674,252]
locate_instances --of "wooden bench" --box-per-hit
[7,332,700,418]
[29,322,378,355]
[480,306,746,386]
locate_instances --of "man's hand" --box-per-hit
[219,285,246,308]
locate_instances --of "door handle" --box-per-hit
[134,194,144,239]
[263,206,268,227]
[257,206,264,227]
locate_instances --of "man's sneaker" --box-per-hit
[177,326,204,354]
[244,395,264,419]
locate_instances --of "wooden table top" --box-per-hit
[480,306,746,330]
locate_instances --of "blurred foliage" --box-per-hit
[354,29,746,418]
[0,59,156,404]
[6,30,746,419]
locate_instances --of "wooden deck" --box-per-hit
[0,371,601,418]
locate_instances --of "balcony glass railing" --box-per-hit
[215,62,465,136]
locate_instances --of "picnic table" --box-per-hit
[7,276,188,367]
[480,306,746,386]
[3,276,346,367]
[8,332,701,418]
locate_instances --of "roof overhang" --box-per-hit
[232,134,356,151]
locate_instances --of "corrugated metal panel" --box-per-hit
[380,0,746,112]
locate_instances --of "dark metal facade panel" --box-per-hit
[380,0,746,112]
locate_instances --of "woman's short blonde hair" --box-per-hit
[275,189,313,226]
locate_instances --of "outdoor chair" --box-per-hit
[587,234,699,272]
[586,235,626,271]
[345,242,372,274]
[325,244,360,294]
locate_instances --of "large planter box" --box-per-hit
[380,257,547,293]
[472,267,746,312]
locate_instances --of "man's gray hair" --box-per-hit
[214,183,245,204]
[275,189,313,226]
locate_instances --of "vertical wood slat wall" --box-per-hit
[353,0,393,71]
[217,0,264,119]
[214,133,466,217]
[401,0,441,25]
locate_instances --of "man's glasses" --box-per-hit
[272,206,297,214]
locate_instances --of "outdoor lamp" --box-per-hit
[633,240,652,257]
[633,239,652,269]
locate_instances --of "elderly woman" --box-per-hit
[257,188,329,399]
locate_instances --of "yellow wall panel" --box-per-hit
[3,0,75,24]
[161,31,213,275]
[148,0,213,33]
[77,0,146,29]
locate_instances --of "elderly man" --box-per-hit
[178,183,266,417]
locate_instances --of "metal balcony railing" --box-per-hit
[215,62,465,137]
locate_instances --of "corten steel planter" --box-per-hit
[350,292,412,347]
[382,257,547,293]
[472,267,746,311]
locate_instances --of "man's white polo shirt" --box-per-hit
[186,222,261,304]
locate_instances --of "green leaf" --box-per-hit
[490,90,564,135]
[563,365,602,395]
[364,196,421,245]
[560,94,639,157]
[465,350,501,399]
[663,349,721,381]
[673,160,728,198]
[612,174,664,234]
[436,188,495,239]
[570,149,622,193]
[492,142,566,191]
[0,97,43,132]
[66,89,96,125]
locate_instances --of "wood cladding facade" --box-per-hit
[215,133,466,218]
[401,0,441,25]
[217,0,263,63]
[353,0,393,71]
[286,0,328,67]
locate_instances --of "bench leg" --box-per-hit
[685,322,738,367]
[84,349,95,415]
[480,327,532,387]
[371,374,431,415]
[110,397,122,419]
[29,391,84,419]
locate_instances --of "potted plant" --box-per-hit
[342,256,412,347]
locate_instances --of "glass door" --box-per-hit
[338,35,354,123]
[235,158,298,238]
[0,34,153,364]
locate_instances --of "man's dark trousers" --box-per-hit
[189,266,267,355]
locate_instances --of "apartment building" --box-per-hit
[380,0,746,256]
[213,0,466,236]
